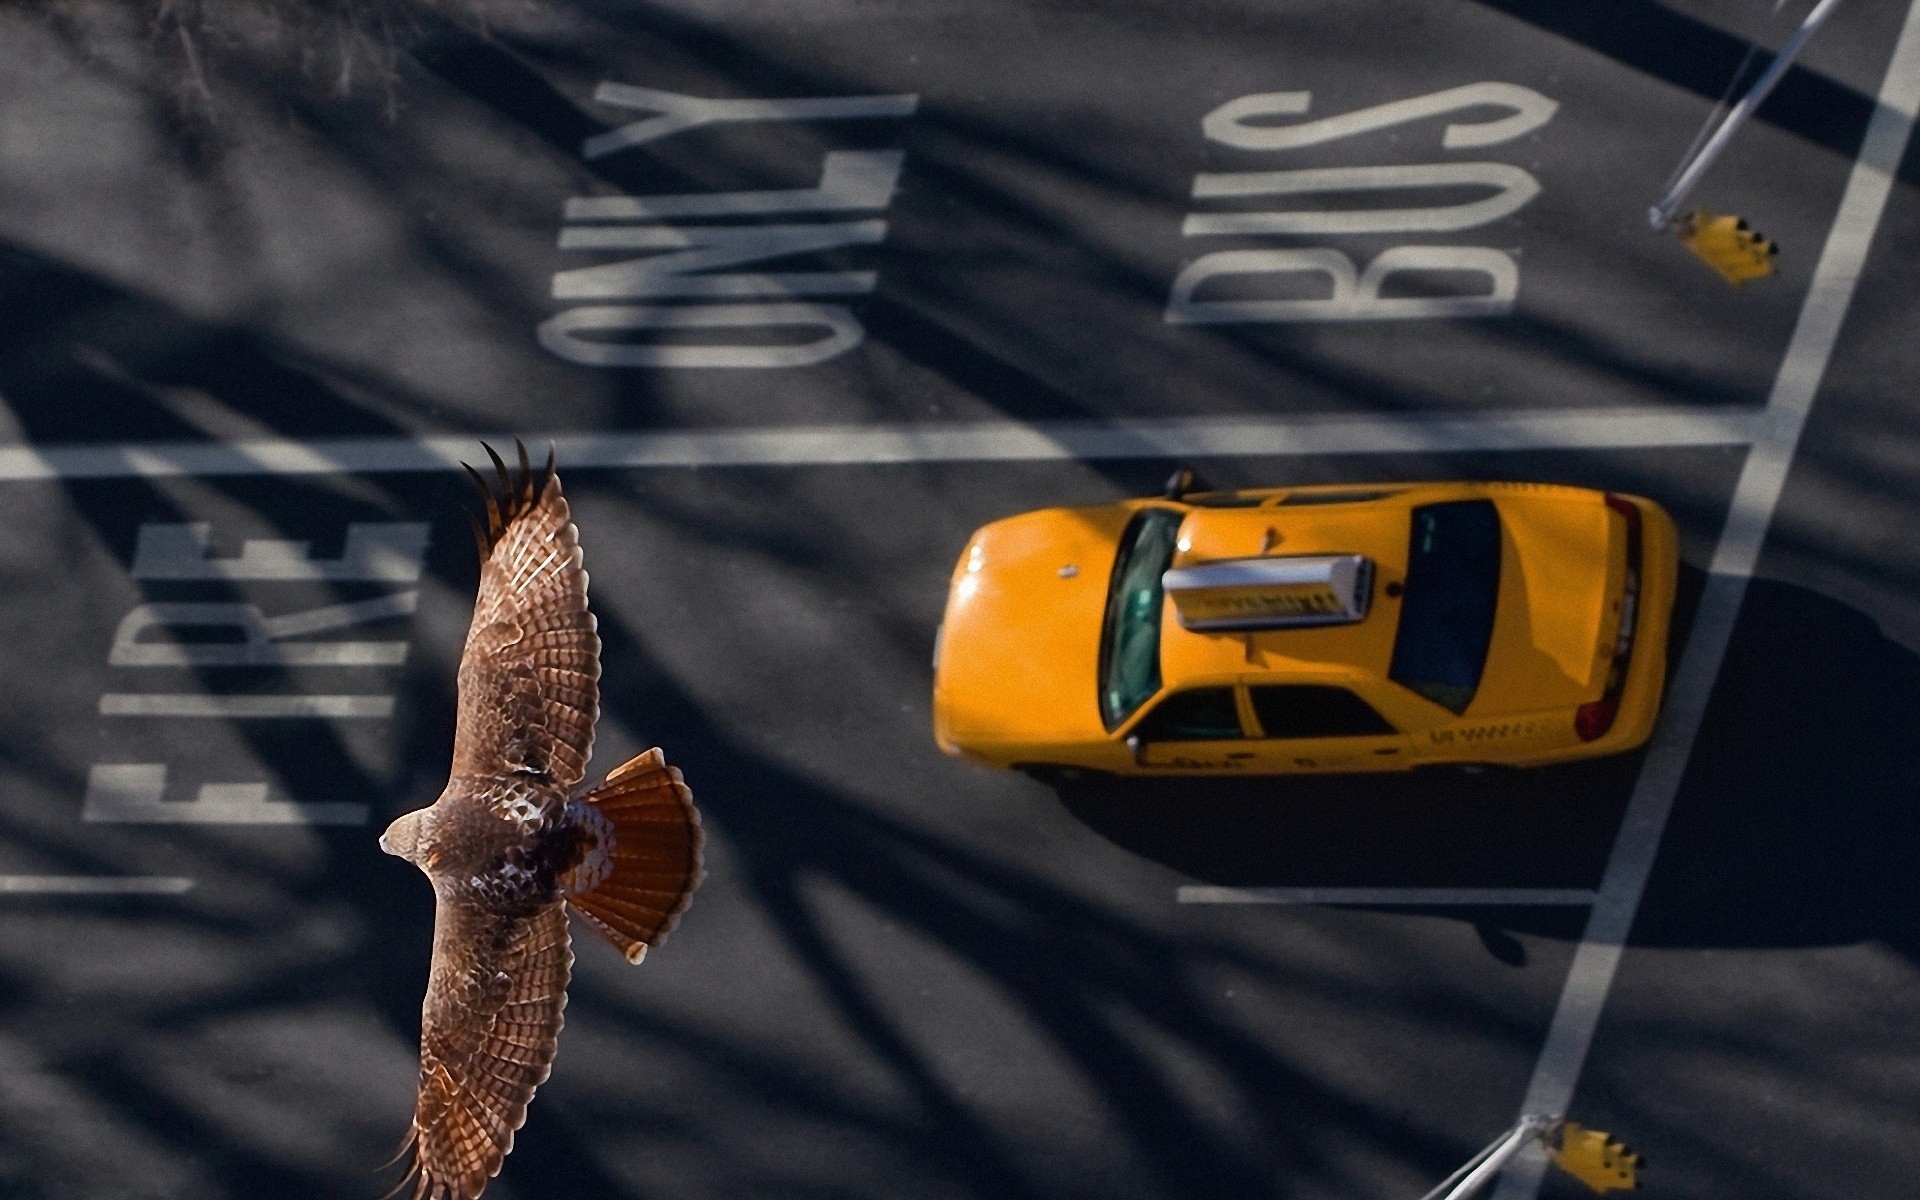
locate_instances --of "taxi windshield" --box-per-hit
[1389,499,1502,714]
[1098,507,1185,729]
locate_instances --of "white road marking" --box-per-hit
[1492,5,1920,1197]
[81,766,371,826]
[98,694,395,718]
[131,521,430,581]
[0,406,1761,481]
[1178,887,1596,906]
[0,876,194,895]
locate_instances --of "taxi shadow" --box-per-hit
[1629,575,1920,955]
[1049,557,1708,897]
[1055,573,1920,958]
[1055,756,1640,893]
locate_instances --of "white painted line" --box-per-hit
[1178,886,1596,906]
[99,694,395,718]
[84,800,371,825]
[131,522,430,581]
[0,876,194,895]
[0,407,1761,481]
[1493,4,1920,1197]
[80,766,371,825]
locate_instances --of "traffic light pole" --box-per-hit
[1649,0,1846,229]
[1418,1117,1554,1200]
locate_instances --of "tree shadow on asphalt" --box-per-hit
[3,0,1830,439]
[415,6,1795,425]
[5,287,1918,1200]
[0,246,1464,1200]
[0,460,1490,1200]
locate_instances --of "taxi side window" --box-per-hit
[1249,685,1397,738]
[1133,687,1244,741]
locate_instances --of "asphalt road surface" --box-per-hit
[1,2,1918,1199]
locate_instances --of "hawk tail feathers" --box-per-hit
[563,748,705,965]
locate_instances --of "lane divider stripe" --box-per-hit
[1178,887,1597,906]
[1492,4,1920,1197]
[0,407,1761,480]
[0,876,194,894]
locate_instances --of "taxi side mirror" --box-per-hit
[1126,734,1148,765]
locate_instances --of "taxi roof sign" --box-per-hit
[1163,554,1373,631]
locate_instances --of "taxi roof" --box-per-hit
[1155,483,1428,689]
[1150,479,1620,713]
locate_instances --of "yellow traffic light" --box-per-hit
[1678,211,1778,285]
[1548,1122,1642,1193]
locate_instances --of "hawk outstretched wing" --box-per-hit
[450,443,600,804]
[393,901,571,1200]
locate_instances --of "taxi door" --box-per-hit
[1121,685,1260,774]
[1237,680,1412,773]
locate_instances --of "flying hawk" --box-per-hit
[380,444,704,1200]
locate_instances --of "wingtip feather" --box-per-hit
[463,440,566,561]
[484,441,511,500]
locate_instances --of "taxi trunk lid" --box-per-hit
[1471,487,1628,714]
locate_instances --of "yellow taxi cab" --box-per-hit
[932,479,1677,780]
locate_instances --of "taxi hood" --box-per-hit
[933,506,1131,745]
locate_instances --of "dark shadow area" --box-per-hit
[1631,576,1920,957]
[0,223,1907,1200]
[1055,759,1639,892]
[0,242,466,444]
[1046,571,1920,963]
[1045,559,1706,895]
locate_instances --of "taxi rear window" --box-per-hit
[1389,499,1502,714]
[1250,685,1397,738]
[1098,508,1184,729]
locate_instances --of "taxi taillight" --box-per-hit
[1603,492,1644,540]
[1576,495,1644,742]
[1575,696,1620,741]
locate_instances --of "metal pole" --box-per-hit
[1418,1115,1554,1200]
[1649,0,1847,228]
[1415,1129,1507,1200]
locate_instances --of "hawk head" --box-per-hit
[380,809,430,866]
